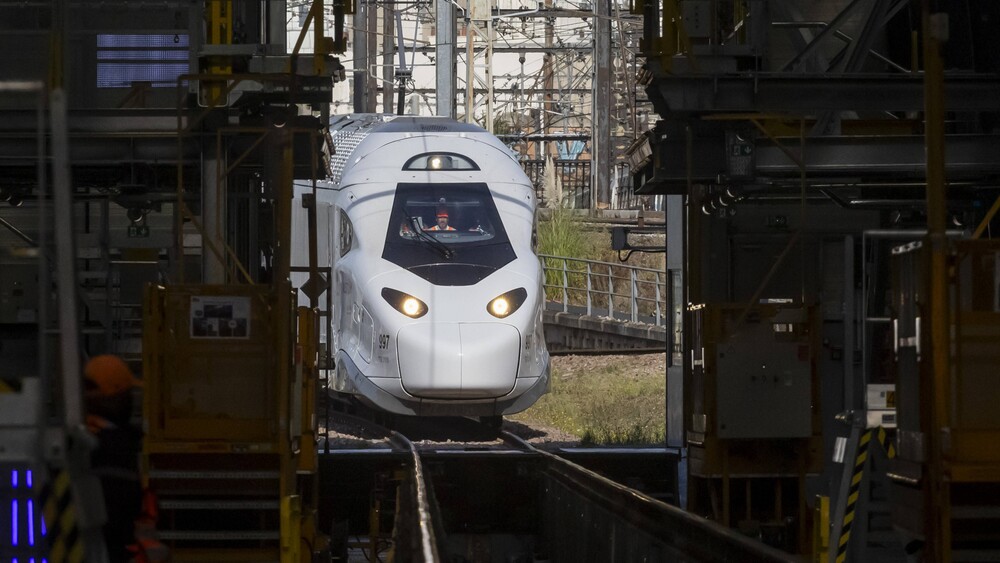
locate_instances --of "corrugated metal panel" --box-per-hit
[327,114,396,185]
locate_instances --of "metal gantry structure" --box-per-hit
[6,0,1000,561]
[0,1,343,561]
[630,0,1000,560]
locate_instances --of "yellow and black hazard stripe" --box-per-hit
[41,469,84,563]
[876,426,897,459]
[835,426,896,563]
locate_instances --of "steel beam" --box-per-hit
[645,71,1000,113]
[753,135,1000,179]
[638,129,1000,193]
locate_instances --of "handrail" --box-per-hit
[538,253,671,328]
[502,431,800,562]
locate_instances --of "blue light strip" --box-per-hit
[27,469,32,488]
[12,469,18,488]
[28,499,35,546]
[12,498,19,546]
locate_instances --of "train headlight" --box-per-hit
[382,288,428,318]
[402,152,479,171]
[487,288,527,319]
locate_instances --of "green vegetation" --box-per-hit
[511,354,666,446]
[525,212,669,446]
[536,209,605,302]
[536,208,591,259]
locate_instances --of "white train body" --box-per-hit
[292,116,550,416]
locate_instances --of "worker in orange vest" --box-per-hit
[84,355,145,563]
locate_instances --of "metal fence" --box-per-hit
[520,159,663,211]
[521,159,592,208]
[539,254,670,328]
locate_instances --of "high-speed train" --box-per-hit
[292,115,550,421]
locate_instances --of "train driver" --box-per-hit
[427,209,456,231]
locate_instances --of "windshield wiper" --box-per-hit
[404,210,454,259]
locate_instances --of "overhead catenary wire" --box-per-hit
[291,0,650,142]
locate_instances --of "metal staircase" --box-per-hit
[141,284,320,563]
[145,453,284,562]
[829,425,905,563]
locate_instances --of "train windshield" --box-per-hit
[382,183,516,286]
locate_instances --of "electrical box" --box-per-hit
[688,303,819,447]
[866,383,896,428]
[708,306,814,438]
[686,302,822,517]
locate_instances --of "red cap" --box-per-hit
[436,210,449,218]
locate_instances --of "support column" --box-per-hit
[666,194,685,449]
[843,235,855,412]
[923,2,949,560]
[267,0,287,53]
[434,0,456,118]
[383,0,395,113]
[592,0,611,208]
[354,0,379,112]
[352,2,368,112]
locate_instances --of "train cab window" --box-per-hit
[383,183,516,286]
[338,208,353,257]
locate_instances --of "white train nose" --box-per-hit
[397,323,520,399]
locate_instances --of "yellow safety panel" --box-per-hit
[144,285,280,444]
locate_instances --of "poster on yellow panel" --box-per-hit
[189,295,251,339]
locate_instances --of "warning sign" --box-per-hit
[190,296,251,339]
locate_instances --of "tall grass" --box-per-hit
[537,209,593,302]
[511,356,667,446]
[536,208,588,258]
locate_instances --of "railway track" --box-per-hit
[319,410,801,562]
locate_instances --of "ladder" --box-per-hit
[145,454,284,562]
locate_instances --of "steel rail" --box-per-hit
[387,431,442,563]
[501,431,803,562]
[321,409,443,562]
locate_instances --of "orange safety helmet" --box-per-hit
[84,354,141,397]
[436,209,449,218]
